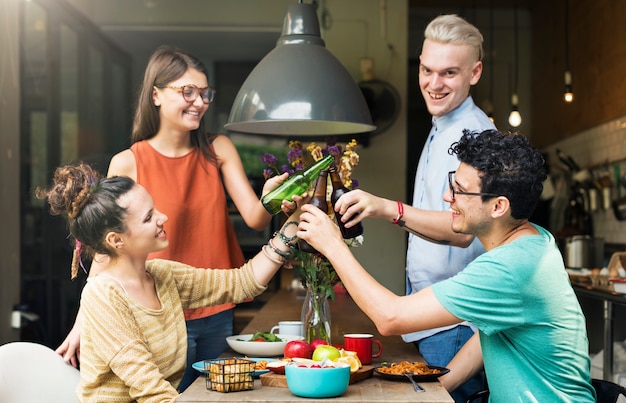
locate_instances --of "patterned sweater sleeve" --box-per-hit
[147,259,267,310]
[80,279,180,403]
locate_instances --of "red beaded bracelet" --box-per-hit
[392,200,404,224]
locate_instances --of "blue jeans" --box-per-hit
[178,309,233,392]
[414,326,485,403]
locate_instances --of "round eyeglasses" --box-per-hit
[448,171,499,201]
[161,84,216,104]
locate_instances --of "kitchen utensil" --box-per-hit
[403,373,425,392]
[562,236,605,269]
[556,149,580,172]
[613,196,626,221]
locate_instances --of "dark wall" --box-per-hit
[531,0,626,147]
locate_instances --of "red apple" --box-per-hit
[310,339,329,350]
[284,340,313,359]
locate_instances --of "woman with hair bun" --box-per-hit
[38,162,301,402]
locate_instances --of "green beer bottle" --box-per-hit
[262,154,334,215]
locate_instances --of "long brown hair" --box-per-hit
[132,46,217,164]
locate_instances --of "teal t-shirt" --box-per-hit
[432,225,595,402]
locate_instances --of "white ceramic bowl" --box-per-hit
[226,334,304,357]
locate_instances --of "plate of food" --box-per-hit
[374,361,450,382]
[226,332,304,357]
[192,357,277,377]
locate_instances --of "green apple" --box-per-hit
[311,344,341,362]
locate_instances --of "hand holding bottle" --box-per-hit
[261,172,300,215]
[299,169,329,253]
[332,188,387,226]
[261,154,334,215]
[329,165,363,238]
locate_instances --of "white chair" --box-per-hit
[0,341,80,402]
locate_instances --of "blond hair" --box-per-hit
[424,14,484,62]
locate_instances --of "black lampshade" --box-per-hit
[225,2,375,136]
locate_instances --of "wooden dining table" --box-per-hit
[178,287,454,402]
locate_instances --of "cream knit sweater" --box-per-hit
[78,259,266,402]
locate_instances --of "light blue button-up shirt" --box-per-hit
[402,96,496,343]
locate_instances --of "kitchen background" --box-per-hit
[1,0,625,365]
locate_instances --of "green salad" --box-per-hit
[239,332,283,342]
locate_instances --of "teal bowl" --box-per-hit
[285,363,351,398]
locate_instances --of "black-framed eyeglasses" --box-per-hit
[448,171,499,200]
[161,84,216,104]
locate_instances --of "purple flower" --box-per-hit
[263,168,273,179]
[260,153,278,165]
[351,179,359,189]
[327,145,340,157]
[287,147,303,163]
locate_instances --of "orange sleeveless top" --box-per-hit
[131,141,245,320]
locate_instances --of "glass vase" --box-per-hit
[300,285,332,343]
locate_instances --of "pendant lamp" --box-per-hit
[563,0,574,103]
[487,0,495,124]
[508,4,522,128]
[225,1,375,136]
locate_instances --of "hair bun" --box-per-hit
[38,162,101,219]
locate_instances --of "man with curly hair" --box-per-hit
[299,129,595,402]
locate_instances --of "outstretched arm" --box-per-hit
[297,204,461,336]
[333,189,474,247]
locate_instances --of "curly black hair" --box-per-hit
[448,129,547,220]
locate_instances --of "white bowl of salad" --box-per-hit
[226,332,304,357]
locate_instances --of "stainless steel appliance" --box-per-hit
[561,235,605,269]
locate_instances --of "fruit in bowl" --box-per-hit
[285,361,351,398]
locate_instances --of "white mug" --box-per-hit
[270,321,303,337]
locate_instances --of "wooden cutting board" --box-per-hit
[260,365,375,388]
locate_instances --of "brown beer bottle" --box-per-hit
[329,165,363,239]
[299,169,329,254]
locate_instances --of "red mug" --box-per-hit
[343,333,382,365]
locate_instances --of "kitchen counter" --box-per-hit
[572,282,626,381]
[178,288,453,402]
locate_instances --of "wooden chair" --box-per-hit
[0,341,80,402]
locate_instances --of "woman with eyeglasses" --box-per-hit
[56,46,291,391]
